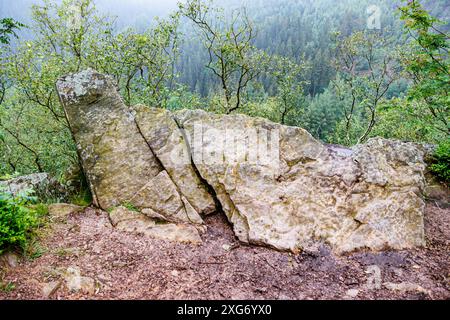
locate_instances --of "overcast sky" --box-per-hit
[0,0,193,37]
[0,0,185,24]
[0,0,255,36]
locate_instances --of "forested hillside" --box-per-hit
[0,0,448,181]
[178,0,402,97]
[2,0,448,95]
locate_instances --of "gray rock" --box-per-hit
[0,252,20,268]
[175,110,426,253]
[42,280,62,299]
[56,69,207,229]
[344,289,360,299]
[56,69,428,254]
[0,173,66,201]
[63,266,95,295]
[110,207,203,244]
[48,203,85,221]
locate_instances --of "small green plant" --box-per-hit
[155,220,169,226]
[33,203,49,218]
[54,247,71,258]
[0,172,21,181]
[107,203,140,214]
[69,187,92,208]
[429,140,450,185]
[0,281,16,293]
[0,190,38,254]
[122,202,139,212]
[23,241,47,261]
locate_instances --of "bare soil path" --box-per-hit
[0,202,448,300]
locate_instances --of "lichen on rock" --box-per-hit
[56,69,427,253]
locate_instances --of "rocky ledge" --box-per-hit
[56,69,429,254]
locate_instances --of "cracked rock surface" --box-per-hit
[56,69,427,254]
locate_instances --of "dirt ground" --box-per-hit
[0,200,448,300]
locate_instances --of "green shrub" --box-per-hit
[429,140,450,185]
[0,172,21,181]
[0,190,38,254]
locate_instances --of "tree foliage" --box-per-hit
[0,18,25,45]
[399,0,449,136]
[180,0,270,114]
[429,139,450,185]
[0,0,182,177]
[0,190,38,254]
[332,31,402,145]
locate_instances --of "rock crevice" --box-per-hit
[172,115,224,216]
[132,117,201,226]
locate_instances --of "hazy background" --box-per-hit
[1,0,181,31]
[1,0,448,95]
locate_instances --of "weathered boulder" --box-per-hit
[56,69,211,230]
[133,105,216,216]
[110,207,203,244]
[56,69,427,254]
[48,203,85,222]
[0,173,47,195]
[63,266,95,295]
[0,173,66,201]
[0,252,20,269]
[175,110,426,253]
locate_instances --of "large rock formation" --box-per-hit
[56,69,427,253]
[56,70,213,229]
[175,111,426,253]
